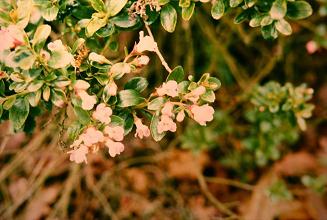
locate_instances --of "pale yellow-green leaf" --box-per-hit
[32,24,51,46]
[106,0,128,17]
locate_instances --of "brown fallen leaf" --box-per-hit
[241,170,312,220]
[275,152,318,176]
[24,184,61,220]
[165,149,209,179]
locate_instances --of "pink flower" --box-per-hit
[157,115,177,134]
[92,103,112,124]
[77,90,97,110]
[105,138,125,157]
[80,127,104,146]
[0,25,24,52]
[68,145,88,164]
[157,80,178,97]
[74,80,90,90]
[306,41,318,54]
[161,102,174,117]
[185,86,206,103]
[134,55,150,66]
[176,110,185,122]
[107,81,118,96]
[135,31,157,53]
[134,118,150,139]
[104,126,124,141]
[191,104,214,126]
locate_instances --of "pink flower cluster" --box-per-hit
[155,80,215,133]
[67,125,125,164]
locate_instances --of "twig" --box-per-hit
[205,176,254,191]
[1,157,65,217]
[86,167,118,220]
[0,124,56,182]
[195,13,249,91]
[47,164,80,219]
[145,24,172,73]
[197,170,239,218]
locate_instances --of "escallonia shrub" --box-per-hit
[0,0,314,163]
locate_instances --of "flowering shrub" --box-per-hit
[0,0,315,164]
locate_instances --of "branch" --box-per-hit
[145,24,172,73]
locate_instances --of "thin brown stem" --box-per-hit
[145,24,172,73]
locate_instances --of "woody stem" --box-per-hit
[145,24,172,73]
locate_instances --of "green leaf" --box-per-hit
[160,4,177,33]
[179,0,190,8]
[0,80,5,96]
[261,24,278,40]
[260,15,273,26]
[201,90,215,103]
[166,66,184,83]
[106,0,128,17]
[230,0,242,7]
[27,80,44,92]
[275,19,292,35]
[182,2,195,21]
[249,15,264,27]
[67,121,83,141]
[270,0,287,20]
[110,62,131,79]
[72,38,86,54]
[234,10,250,24]
[148,97,166,111]
[41,6,59,21]
[150,114,166,141]
[86,17,107,37]
[118,90,146,107]
[124,77,148,93]
[110,115,125,127]
[211,0,224,20]
[51,88,66,107]
[32,24,51,46]
[207,77,221,91]
[286,1,312,20]
[90,0,106,12]
[73,106,91,125]
[122,114,134,135]
[3,96,16,110]
[27,90,41,107]
[245,0,256,7]
[9,97,30,130]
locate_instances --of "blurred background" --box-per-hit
[0,0,327,219]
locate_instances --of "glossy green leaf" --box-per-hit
[118,89,146,107]
[182,2,195,21]
[148,97,166,111]
[124,77,149,93]
[270,0,287,20]
[286,1,312,20]
[160,4,177,33]
[9,97,30,130]
[150,114,166,141]
[166,66,184,83]
[275,19,292,35]
[211,0,224,20]
[73,106,91,125]
[90,0,106,12]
